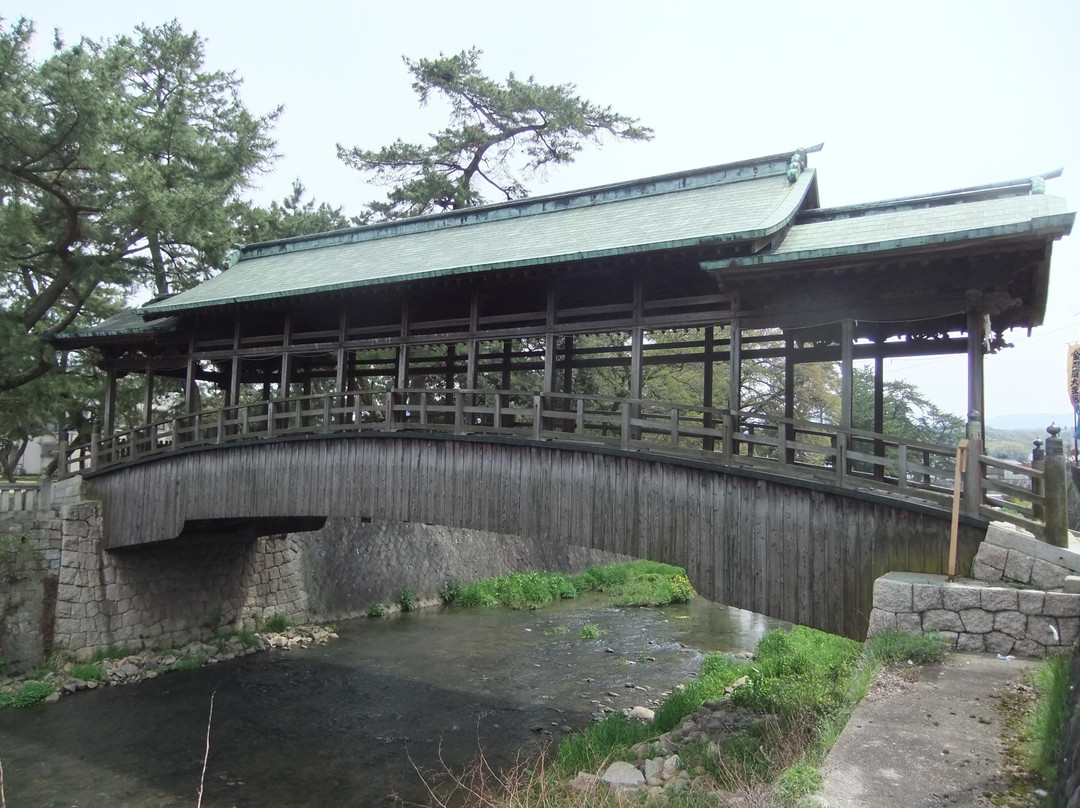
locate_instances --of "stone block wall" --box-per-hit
[0,511,62,670]
[52,502,307,659]
[296,517,634,621]
[972,521,1080,589]
[868,571,1080,656]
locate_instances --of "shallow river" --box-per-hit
[0,596,785,807]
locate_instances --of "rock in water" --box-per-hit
[628,705,655,722]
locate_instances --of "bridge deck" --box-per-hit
[64,388,1042,538]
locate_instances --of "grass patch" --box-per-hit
[1022,653,1071,786]
[0,680,54,708]
[261,613,293,633]
[397,588,418,612]
[452,571,577,610]
[865,629,947,666]
[579,623,601,640]
[89,644,140,664]
[555,712,652,774]
[368,602,389,618]
[173,651,208,672]
[68,662,105,682]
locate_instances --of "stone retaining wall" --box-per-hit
[972,521,1080,589]
[53,502,308,659]
[296,517,634,620]
[868,571,1080,656]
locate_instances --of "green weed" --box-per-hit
[261,613,293,632]
[555,712,651,774]
[397,588,418,612]
[68,662,105,682]
[438,578,462,604]
[368,602,389,618]
[774,762,823,799]
[455,571,576,610]
[1022,653,1071,785]
[579,623,601,640]
[0,680,54,708]
[864,629,947,666]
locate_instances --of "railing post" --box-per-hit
[720,412,733,462]
[669,408,680,447]
[90,430,101,471]
[897,444,909,488]
[777,421,787,468]
[576,398,585,435]
[266,400,275,437]
[620,402,630,450]
[533,393,543,440]
[493,393,503,430]
[56,433,68,480]
[454,393,465,435]
[419,393,428,426]
[322,396,331,432]
[1043,424,1069,547]
[835,439,845,488]
[1031,439,1045,523]
[215,409,224,444]
[384,390,395,430]
[962,413,983,518]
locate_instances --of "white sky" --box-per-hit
[20,0,1080,421]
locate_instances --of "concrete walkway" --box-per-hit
[818,653,1033,807]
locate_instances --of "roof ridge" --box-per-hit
[237,149,813,261]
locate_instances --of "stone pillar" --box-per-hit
[1044,424,1069,548]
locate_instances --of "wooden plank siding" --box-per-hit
[84,433,985,639]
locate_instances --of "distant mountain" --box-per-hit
[986,413,1074,431]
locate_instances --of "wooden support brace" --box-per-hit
[948,439,969,580]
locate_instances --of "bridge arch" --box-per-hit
[84,433,985,637]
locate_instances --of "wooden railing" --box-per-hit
[57,387,1042,526]
[978,454,1046,538]
[0,482,41,514]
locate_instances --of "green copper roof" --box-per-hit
[703,187,1073,273]
[139,151,819,316]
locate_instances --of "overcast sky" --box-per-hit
[21,1,1080,423]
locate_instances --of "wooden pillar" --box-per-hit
[142,369,155,425]
[103,368,117,436]
[728,317,742,413]
[500,339,512,390]
[703,326,715,450]
[335,310,348,393]
[562,335,574,395]
[783,333,796,464]
[873,348,885,480]
[543,284,556,393]
[279,314,292,398]
[630,279,643,402]
[396,297,410,389]
[839,319,854,430]
[445,343,457,390]
[966,309,985,426]
[184,356,197,414]
[466,289,479,391]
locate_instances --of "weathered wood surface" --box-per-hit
[85,433,984,638]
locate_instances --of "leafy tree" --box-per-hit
[235,180,351,244]
[0,17,279,474]
[338,48,653,220]
[851,366,964,444]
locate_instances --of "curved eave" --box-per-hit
[139,171,818,318]
[701,211,1075,276]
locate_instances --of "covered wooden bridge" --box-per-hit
[52,147,1073,633]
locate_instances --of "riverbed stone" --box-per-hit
[644,757,665,786]
[601,761,645,789]
[628,705,655,722]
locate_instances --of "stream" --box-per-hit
[0,595,785,807]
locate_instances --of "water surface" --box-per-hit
[0,596,785,807]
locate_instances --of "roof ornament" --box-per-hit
[787,150,806,184]
[1031,176,1046,195]
[786,143,824,184]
